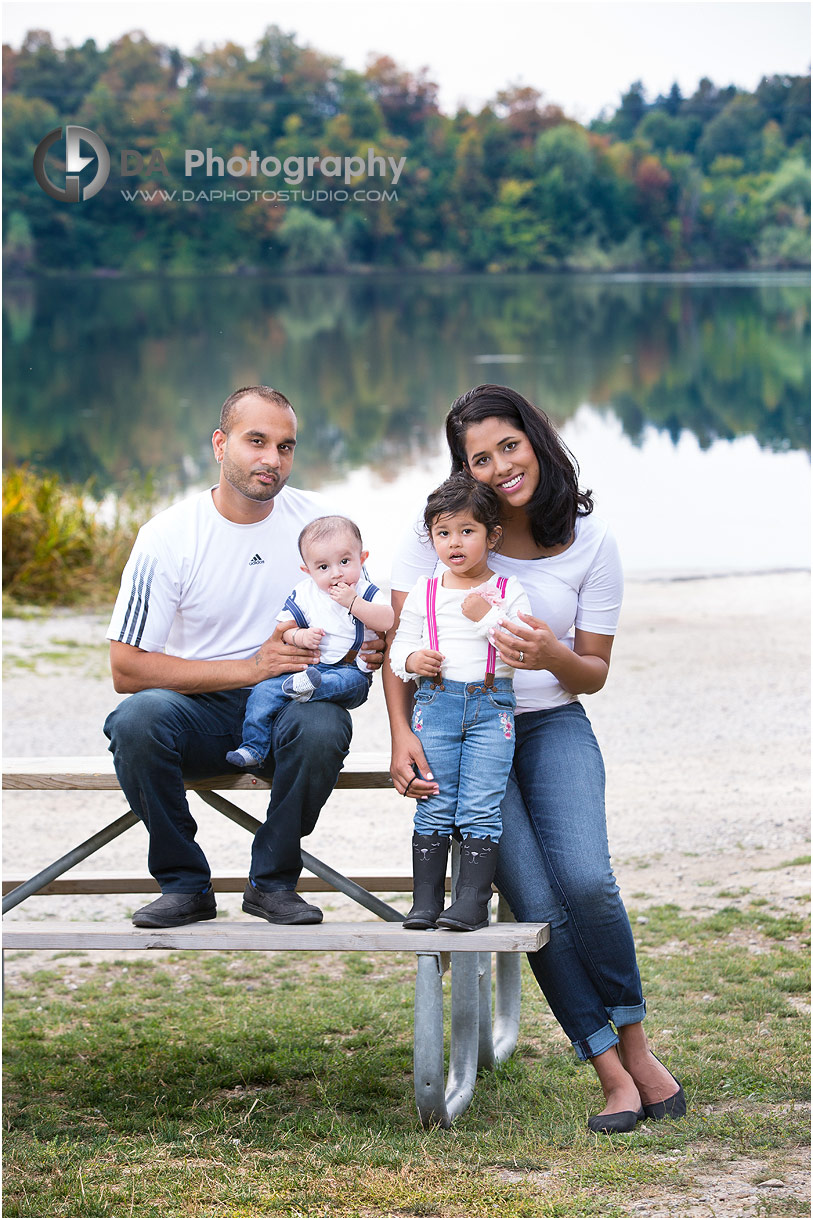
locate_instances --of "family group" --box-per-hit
[103,383,685,1134]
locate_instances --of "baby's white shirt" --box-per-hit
[277,575,388,672]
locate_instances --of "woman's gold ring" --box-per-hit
[518,651,524,663]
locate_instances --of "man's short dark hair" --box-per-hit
[219,386,295,434]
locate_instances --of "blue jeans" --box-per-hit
[239,662,371,762]
[494,702,645,1061]
[103,689,352,893]
[411,677,515,842]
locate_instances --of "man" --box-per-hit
[104,385,382,928]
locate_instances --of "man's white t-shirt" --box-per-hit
[390,511,623,713]
[107,486,331,661]
[276,575,390,673]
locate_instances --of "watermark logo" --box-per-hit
[33,126,111,202]
[32,128,404,205]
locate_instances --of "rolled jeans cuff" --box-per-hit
[572,1023,619,1063]
[608,1001,647,1029]
[571,1000,647,1062]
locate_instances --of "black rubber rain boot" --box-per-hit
[403,833,450,929]
[436,836,498,931]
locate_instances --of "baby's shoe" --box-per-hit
[282,666,322,702]
[226,746,263,769]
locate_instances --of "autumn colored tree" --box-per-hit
[1,25,808,274]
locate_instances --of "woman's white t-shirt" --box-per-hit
[390,512,623,713]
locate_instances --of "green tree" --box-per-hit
[608,81,647,140]
[481,179,551,270]
[7,30,106,111]
[277,208,347,271]
[533,123,596,257]
[2,210,35,274]
[697,93,765,170]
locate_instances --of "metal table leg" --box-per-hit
[412,851,523,1128]
[200,798,525,1126]
[477,895,522,1069]
[2,811,140,914]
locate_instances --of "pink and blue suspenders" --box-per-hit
[425,575,508,690]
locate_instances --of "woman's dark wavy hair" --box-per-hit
[445,384,593,548]
[422,474,503,549]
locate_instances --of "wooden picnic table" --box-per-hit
[3,753,549,1127]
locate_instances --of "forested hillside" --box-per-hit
[3,26,810,273]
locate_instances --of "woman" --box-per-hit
[384,384,686,1133]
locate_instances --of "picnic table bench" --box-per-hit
[3,753,549,1128]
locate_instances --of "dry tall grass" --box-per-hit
[2,467,152,608]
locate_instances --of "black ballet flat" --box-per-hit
[642,1054,687,1120]
[642,1081,686,1120]
[587,1107,644,1134]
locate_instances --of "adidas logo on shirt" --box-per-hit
[249,554,265,566]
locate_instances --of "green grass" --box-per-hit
[3,904,810,1217]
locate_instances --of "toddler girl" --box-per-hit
[388,475,530,931]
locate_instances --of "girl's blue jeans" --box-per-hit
[411,676,516,842]
[494,701,646,1061]
[239,662,371,762]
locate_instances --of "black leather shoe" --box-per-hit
[643,1081,686,1120]
[242,883,323,925]
[587,1107,645,1134]
[132,885,216,928]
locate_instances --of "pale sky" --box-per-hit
[2,0,810,121]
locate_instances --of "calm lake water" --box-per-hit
[3,272,809,576]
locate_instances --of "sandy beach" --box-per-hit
[3,569,809,930]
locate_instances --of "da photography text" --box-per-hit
[33,126,407,204]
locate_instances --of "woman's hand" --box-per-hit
[488,612,565,670]
[489,614,614,695]
[389,728,439,799]
[405,648,444,678]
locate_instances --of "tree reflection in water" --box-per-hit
[3,272,809,497]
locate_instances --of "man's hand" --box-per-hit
[328,581,356,610]
[252,620,322,681]
[360,632,386,672]
[405,648,444,678]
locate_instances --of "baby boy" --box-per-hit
[226,514,393,768]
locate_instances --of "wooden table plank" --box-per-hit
[2,874,422,896]
[3,754,393,791]
[2,920,549,953]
